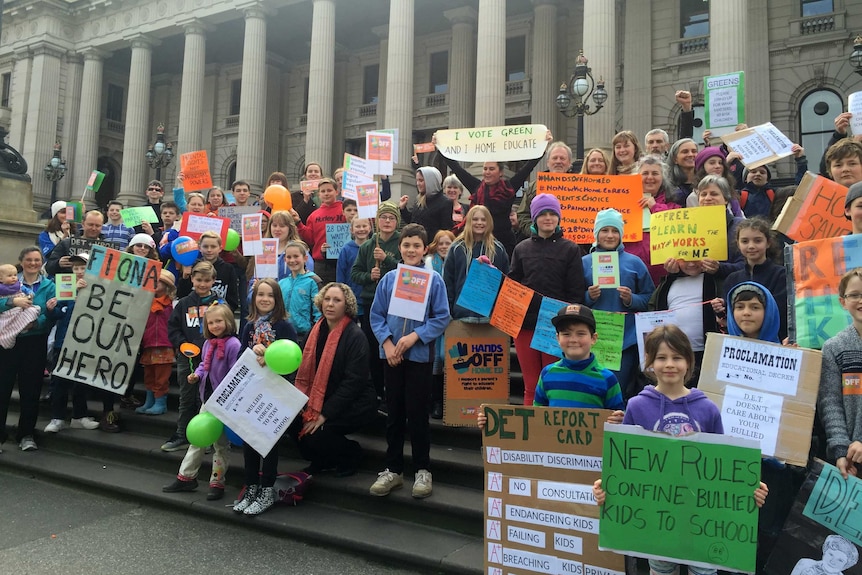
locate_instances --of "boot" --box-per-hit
[142,395,168,416]
[136,391,155,414]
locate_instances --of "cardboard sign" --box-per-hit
[773,172,851,242]
[599,424,761,573]
[343,153,373,178]
[704,71,745,137]
[179,213,230,244]
[52,245,160,395]
[387,264,433,322]
[721,122,795,169]
[765,460,862,575]
[489,277,533,338]
[325,223,350,260]
[204,348,308,457]
[218,206,258,234]
[443,323,509,427]
[179,150,213,192]
[436,124,549,163]
[455,262,504,317]
[482,405,625,575]
[55,273,76,300]
[698,333,821,466]
[69,237,114,256]
[649,205,728,264]
[535,173,643,243]
[120,206,160,228]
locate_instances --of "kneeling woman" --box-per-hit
[290,282,377,476]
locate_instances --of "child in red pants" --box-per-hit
[137,270,176,415]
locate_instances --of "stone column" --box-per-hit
[8,48,32,152]
[710,0,747,77]
[304,0,336,174]
[622,0,652,140]
[581,0,615,150]
[474,0,506,127]
[384,0,414,180]
[745,0,771,124]
[236,4,268,191]
[530,0,558,138]
[444,6,477,129]
[60,54,83,201]
[22,43,63,208]
[118,36,154,207]
[177,20,208,156]
[372,25,388,130]
[74,49,107,199]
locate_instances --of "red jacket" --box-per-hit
[141,297,173,349]
[298,201,345,260]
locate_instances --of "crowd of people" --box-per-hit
[0,91,861,566]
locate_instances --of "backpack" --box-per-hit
[236,471,312,506]
[739,187,775,210]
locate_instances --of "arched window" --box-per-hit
[227,161,236,189]
[799,89,843,168]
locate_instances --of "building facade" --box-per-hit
[1,0,860,212]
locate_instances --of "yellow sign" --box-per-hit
[649,205,728,264]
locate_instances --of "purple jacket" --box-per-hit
[623,386,723,436]
[193,336,241,402]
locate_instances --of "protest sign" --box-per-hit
[649,205,728,264]
[52,245,160,395]
[356,182,379,220]
[721,122,795,169]
[704,71,745,137]
[69,237,113,256]
[699,333,821,466]
[55,273,76,300]
[850,91,862,136]
[435,124,549,163]
[787,234,861,349]
[85,170,105,198]
[179,213,230,244]
[455,262,504,317]
[377,128,400,162]
[593,310,625,372]
[325,223,350,260]
[218,206,258,234]
[592,251,620,289]
[300,179,320,193]
[599,424,761,573]
[482,405,625,575]
[765,459,862,575]
[490,277,534,338]
[179,150,213,191]
[241,213,263,256]
[443,324,510,427]
[414,142,435,154]
[204,348,308,457]
[529,296,569,358]
[66,201,84,223]
[254,239,279,279]
[341,170,372,200]
[635,310,679,369]
[343,153,373,178]
[366,131,394,175]
[387,264,432,322]
[773,172,851,242]
[535,173,643,243]
[120,206,159,228]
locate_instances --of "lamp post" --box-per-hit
[145,123,174,181]
[42,142,66,218]
[555,50,608,173]
[851,36,862,76]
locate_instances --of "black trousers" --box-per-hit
[289,418,359,471]
[0,334,48,443]
[383,360,432,473]
[360,308,385,400]
[243,443,280,487]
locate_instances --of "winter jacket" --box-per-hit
[818,325,862,460]
[176,257,239,311]
[291,191,317,224]
[739,183,776,219]
[0,273,57,336]
[298,201,346,261]
[725,262,788,341]
[624,386,724,436]
[350,232,401,306]
[193,336,242,402]
[401,185,453,241]
[167,291,218,350]
[141,298,173,349]
[336,239,364,312]
[443,239,509,320]
[277,271,322,336]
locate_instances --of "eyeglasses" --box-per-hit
[377,215,397,221]
[841,293,862,302]
[147,187,162,192]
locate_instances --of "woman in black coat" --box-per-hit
[399,166,452,242]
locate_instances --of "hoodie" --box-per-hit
[400,167,452,241]
[726,280,782,344]
[623,386,724,436]
[277,271,322,336]
[298,201,346,260]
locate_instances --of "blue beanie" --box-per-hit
[593,208,625,242]
[530,194,561,221]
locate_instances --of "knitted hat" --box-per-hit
[129,233,156,249]
[551,303,596,331]
[376,201,401,226]
[845,181,862,212]
[159,269,176,289]
[594,208,625,241]
[530,193,561,221]
[51,201,67,218]
[742,165,772,183]
[694,146,726,172]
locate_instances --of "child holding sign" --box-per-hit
[295,177,344,285]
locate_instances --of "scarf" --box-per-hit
[0,281,22,297]
[252,314,276,347]
[202,336,228,372]
[150,294,172,314]
[472,179,513,207]
[294,315,352,436]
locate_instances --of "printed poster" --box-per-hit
[704,71,745,137]
[241,213,263,256]
[254,238,279,279]
[592,251,620,289]
[387,264,432,322]
[849,91,862,136]
[356,182,379,220]
[55,273,76,300]
[365,131,394,176]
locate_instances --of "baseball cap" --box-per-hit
[551,304,596,331]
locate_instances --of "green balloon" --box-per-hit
[264,339,303,375]
[225,228,240,251]
[186,412,224,448]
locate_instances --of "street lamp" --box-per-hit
[146,123,174,181]
[850,36,862,77]
[556,50,608,172]
[42,142,66,218]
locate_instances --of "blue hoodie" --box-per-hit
[726,281,781,344]
[277,271,322,337]
[623,386,723,436]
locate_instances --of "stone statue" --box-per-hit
[0,126,30,181]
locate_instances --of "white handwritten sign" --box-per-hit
[722,122,795,169]
[717,336,803,396]
[704,71,745,137]
[721,385,783,457]
[435,124,549,163]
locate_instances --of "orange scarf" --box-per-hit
[150,294,172,313]
[294,315,352,436]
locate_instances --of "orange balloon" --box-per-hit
[263,185,292,212]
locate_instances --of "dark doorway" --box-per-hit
[95,157,119,211]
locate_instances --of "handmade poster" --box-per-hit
[721,122,795,169]
[254,239,279,279]
[635,309,679,369]
[341,170,373,200]
[649,205,728,264]
[489,277,534,338]
[55,273,76,300]
[204,348,308,458]
[773,172,851,242]
[599,424,761,573]
[66,201,84,223]
[592,251,620,289]
[443,324,509,427]
[52,245,160,395]
[119,206,159,228]
[179,213,230,244]
[850,91,862,136]
[529,296,569,358]
[325,223,350,260]
[356,182,379,220]
[535,173,643,243]
[482,405,625,575]
[787,234,861,349]
[592,310,625,372]
[387,264,432,322]
[414,142,435,154]
[83,170,105,200]
[218,206,258,234]
[179,150,213,191]
[764,459,862,575]
[435,124,549,163]
[300,179,320,192]
[455,261,504,317]
[699,333,821,466]
[365,130,394,175]
[241,213,263,256]
[69,237,113,256]
[704,71,745,137]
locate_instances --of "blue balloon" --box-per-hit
[171,236,200,266]
[224,425,244,446]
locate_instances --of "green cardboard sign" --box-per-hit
[86,170,106,193]
[120,206,159,227]
[599,424,761,573]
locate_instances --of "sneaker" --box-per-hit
[412,469,433,499]
[161,433,189,452]
[207,485,225,501]
[19,436,38,451]
[233,485,260,513]
[162,477,198,492]
[120,396,142,409]
[244,486,276,515]
[376,399,388,416]
[44,419,67,433]
[431,401,443,420]
[71,417,100,430]
[369,469,403,496]
[99,411,120,433]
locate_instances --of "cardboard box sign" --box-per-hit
[772,172,850,242]
[698,333,821,467]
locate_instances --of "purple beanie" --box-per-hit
[695,146,726,172]
[530,194,562,221]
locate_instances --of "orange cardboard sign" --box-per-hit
[773,172,851,242]
[489,277,533,338]
[413,142,436,154]
[180,150,213,192]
